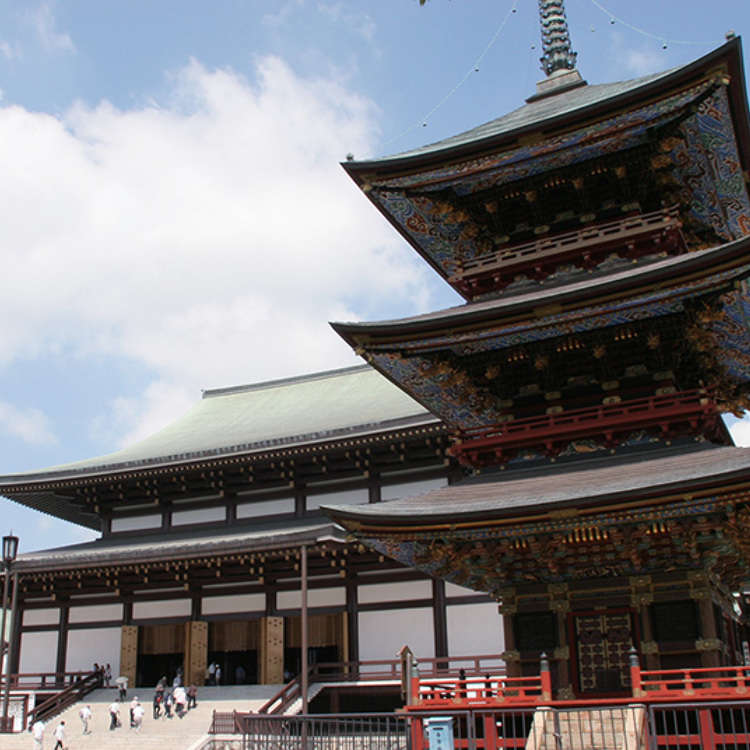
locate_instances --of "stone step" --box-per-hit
[2,685,281,750]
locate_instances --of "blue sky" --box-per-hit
[0,0,748,552]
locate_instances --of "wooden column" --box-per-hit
[301,544,308,713]
[184,621,208,686]
[259,617,284,684]
[55,606,69,681]
[698,598,720,668]
[345,579,359,664]
[432,579,448,660]
[120,625,138,687]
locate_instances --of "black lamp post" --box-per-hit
[0,533,18,732]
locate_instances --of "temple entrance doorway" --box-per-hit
[284,613,347,681]
[137,623,185,687]
[208,620,259,685]
[570,609,638,696]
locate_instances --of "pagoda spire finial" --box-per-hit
[538,0,578,76]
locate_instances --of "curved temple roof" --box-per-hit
[0,365,438,528]
[325,445,750,529]
[344,38,748,169]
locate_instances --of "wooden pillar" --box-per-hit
[556,611,570,692]
[55,606,69,681]
[698,598,720,667]
[502,612,520,677]
[301,544,308,713]
[184,621,208,686]
[368,475,381,504]
[295,485,306,517]
[259,617,284,684]
[432,579,448,660]
[120,625,138,687]
[345,579,359,664]
[225,492,237,526]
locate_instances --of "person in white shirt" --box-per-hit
[79,704,92,734]
[31,719,45,750]
[130,696,139,727]
[173,685,187,717]
[132,702,145,733]
[109,700,120,730]
[53,721,65,750]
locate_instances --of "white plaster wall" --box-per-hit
[66,627,121,675]
[69,604,123,624]
[447,602,504,656]
[358,580,431,604]
[445,582,482,598]
[172,506,226,526]
[359,608,434,666]
[133,599,191,619]
[277,587,345,610]
[237,497,294,518]
[307,488,368,510]
[23,609,59,626]
[19,631,58,674]
[111,514,162,533]
[380,477,447,502]
[201,593,265,616]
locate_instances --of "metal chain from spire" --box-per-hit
[538,0,578,76]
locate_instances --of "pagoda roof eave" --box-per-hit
[13,519,346,573]
[331,234,750,346]
[324,445,750,531]
[343,37,750,178]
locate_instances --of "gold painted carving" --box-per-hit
[695,638,722,652]
[640,641,659,655]
[553,646,570,660]
[500,650,521,662]
[556,685,575,700]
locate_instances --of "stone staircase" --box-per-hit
[525,705,648,750]
[1,685,281,750]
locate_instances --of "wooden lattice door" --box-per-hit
[572,610,635,695]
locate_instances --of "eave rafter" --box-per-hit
[352,486,750,592]
[17,541,399,601]
[2,424,451,515]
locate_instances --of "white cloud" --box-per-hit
[26,3,75,54]
[0,40,21,61]
[0,56,433,449]
[0,401,56,445]
[318,3,377,43]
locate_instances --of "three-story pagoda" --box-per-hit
[327,4,750,698]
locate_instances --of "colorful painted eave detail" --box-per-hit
[361,81,750,278]
[349,489,750,591]
[367,80,718,193]
[357,263,749,431]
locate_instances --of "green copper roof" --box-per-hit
[345,40,742,168]
[1,365,435,484]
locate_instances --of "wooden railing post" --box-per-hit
[630,646,642,697]
[540,653,552,701]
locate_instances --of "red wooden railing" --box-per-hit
[636,663,750,700]
[451,389,716,465]
[449,204,685,296]
[258,654,507,714]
